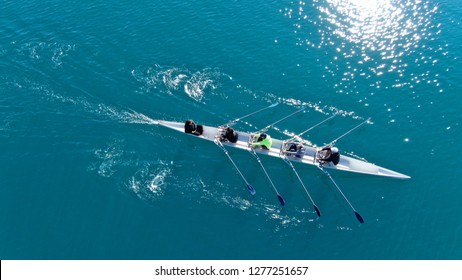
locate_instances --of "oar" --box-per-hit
[288,112,338,142]
[317,165,364,223]
[214,140,256,195]
[283,157,321,217]
[249,149,285,206]
[330,117,371,145]
[222,102,279,127]
[258,107,305,133]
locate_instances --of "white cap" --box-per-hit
[331,147,339,153]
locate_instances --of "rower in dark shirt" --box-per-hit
[220,127,239,143]
[184,119,203,136]
[318,146,340,165]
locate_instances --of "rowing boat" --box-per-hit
[153,103,410,223]
[156,120,410,179]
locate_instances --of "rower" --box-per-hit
[252,133,272,150]
[318,146,340,166]
[283,142,305,158]
[219,127,239,143]
[184,119,203,136]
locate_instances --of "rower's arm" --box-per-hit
[252,142,264,147]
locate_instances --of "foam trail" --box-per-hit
[125,110,159,125]
[94,103,159,125]
[23,80,159,126]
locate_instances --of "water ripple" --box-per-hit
[88,138,125,178]
[131,65,231,103]
[128,163,172,201]
[15,41,75,68]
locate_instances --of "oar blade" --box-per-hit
[277,195,286,206]
[355,211,364,224]
[247,184,256,196]
[314,205,321,217]
[269,102,279,108]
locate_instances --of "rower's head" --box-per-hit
[331,147,339,153]
[257,133,267,142]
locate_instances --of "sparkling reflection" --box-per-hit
[281,0,446,96]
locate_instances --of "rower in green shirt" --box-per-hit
[252,133,272,150]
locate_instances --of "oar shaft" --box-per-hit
[317,165,364,223]
[224,152,250,185]
[284,158,314,205]
[251,151,277,193]
[259,107,305,133]
[283,157,321,217]
[290,113,337,141]
[222,102,279,127]
[321,167,355,210]
[330,117,370,145]
[250,149,286,206]
[214,140,256,195]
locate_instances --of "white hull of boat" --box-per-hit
[157,120,410,179]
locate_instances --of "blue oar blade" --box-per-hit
[314,205,321,217]
[277,195,286,206]
[247,184,256,196]
[355,211,364,224]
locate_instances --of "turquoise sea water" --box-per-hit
[1,0,461,259]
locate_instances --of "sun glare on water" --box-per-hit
[321,0,420,53]
[281,0,445,100]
